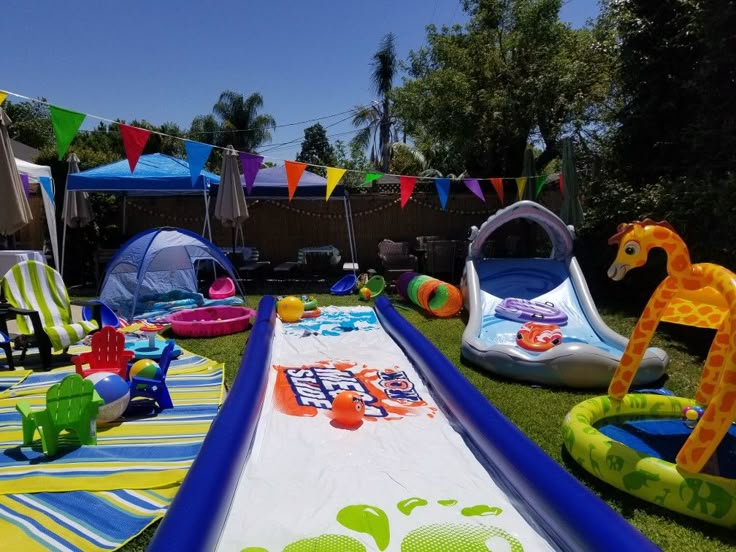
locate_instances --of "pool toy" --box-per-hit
[359,287,371,301]
[362,274,385,298]
[515,322,562,352]
[301,308,321,319]
[152,297,657,552]
[276,296,304,323]
[330,274,357,295]
[330,391,365,428]
[301,295,318,310]
[208,276,236,299]
[85,372,130,424]
[461,201,667,387]
[81,300,121,328]
[168,306,256,337]
[72,326,134,380]
[399,272,463,318]
[564,219,736,526]
[129,358,160,380]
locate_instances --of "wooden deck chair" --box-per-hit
[1,260,99,369]
[72,326,134,380]
[16,374,103,456]
[130,340,175,410]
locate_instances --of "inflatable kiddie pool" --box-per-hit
[168,306,256,337]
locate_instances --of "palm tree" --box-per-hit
[351,33,401,172]
[212,91,276,153]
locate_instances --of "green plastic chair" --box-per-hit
[16,374,103,456]
[363,275,386,298]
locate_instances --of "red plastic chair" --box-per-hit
[72,326,134,380]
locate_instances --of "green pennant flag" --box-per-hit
[363,172,383,186]
[535,175,547,198]
[49,105,86,160]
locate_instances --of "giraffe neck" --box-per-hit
[642,226,692,284]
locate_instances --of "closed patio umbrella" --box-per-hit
[0,107,33,236]
[213,145,248,254]
[560,138,584,228]
[61,153,94,277]
[521,146,536,202]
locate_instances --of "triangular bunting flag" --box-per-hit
[515,177,527,201]
[325,167,347,201]
[490,178,504,204]
[400,176,417,208]
[364,172,383,186]
[0,91,7,106]
[284,160,307,200]
[535,175,547,198]
[119,124,151,172]
[559,173,564,196]
[184,140,213,186]
[434,178,450,210]
[38,176,54,205]
[19,173,29,198]
[240,152,264,195]
[463,178,485,202]
[49,105,85,160]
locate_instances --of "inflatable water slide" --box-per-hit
[149,296,656,551]
[461,201,668,388]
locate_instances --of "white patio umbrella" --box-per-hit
[61,153,94,277]
[214,145,248,254]
[0,107,33,236]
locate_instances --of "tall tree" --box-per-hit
[296,123,336,175]
[351,33,402,172]
[211,90,276,152]
[4,99,54,150]
[394,0,614,177]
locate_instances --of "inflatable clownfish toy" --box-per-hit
[516,322,562,352]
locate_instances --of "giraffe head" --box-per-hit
[607,219,676,281]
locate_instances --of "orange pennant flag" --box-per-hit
[0,91,7,106]
[284,160,308,201]
[325,167,347,201]
[515,177,527,201]
[400,176,417,208]
[490,178,504,204]
[119,124,151,172]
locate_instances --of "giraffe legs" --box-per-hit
[696,319,730,405]
[608,278,679,399]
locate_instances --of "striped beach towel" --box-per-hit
[1,261,98,352]
[0,345,224,550]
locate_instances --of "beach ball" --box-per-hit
[129,358,161,380]
[330,391,365,429]
[85,372,130,423]
[277,296,304,323]
[359,287,372,301]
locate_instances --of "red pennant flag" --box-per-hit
[400,176,417,208]
[490,178,504,204]
[559,173,564,196]
[119,124,151,172]
[284,160,307,200]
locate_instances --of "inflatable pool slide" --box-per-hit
[149,296,656,551]
[461,201,668,388]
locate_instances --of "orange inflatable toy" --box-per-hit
[330,391,365,428]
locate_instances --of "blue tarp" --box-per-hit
[99,227,242,319]
[66,153,220,193]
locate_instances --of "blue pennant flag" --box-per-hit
[38,176,55,205]
[435,178,450,210]
[185,140,214,186]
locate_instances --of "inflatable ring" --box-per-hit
[515,322,562,352]
[300,308,321,319]
[302,296,318,311]
[563,394,736,527]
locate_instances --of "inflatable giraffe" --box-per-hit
[606,219,736,473]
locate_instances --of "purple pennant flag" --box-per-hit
[434,178,450,210]
[464,178,485,202]
[19,173,30,198]
[239,152,264,195]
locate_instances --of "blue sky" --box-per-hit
[1,0,599,163]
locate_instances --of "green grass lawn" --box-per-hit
[122,293,736,551]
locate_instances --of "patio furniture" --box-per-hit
[129,340,175,410]
[378,239,418,282]
[0,329,12,370]
[16,374,103,456]
[72,326,134,380]
[1,260,100,369]
[424,240,460,282]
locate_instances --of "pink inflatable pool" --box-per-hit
[167,306,256,337]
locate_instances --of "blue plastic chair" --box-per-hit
[129,340,174,410]
[82,300,120,328]
[0,330,13,370]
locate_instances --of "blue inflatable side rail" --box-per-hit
[373,296,657,552]
[149,296,277,552]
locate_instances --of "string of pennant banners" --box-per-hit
[0,89,565,208]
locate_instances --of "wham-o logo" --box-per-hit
[273,360,436,421]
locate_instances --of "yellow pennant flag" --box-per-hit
[0,91,7,106]
[325,167,347,201]
[515,177,527,201]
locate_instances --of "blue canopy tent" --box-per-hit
[209,166,358,270]
[99,227,243,319]
[65,154,220,278]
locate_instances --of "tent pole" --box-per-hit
[61,190,69,279]
[202,180,212,240]
[343,194,357,275]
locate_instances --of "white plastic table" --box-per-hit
[0,250,46,279]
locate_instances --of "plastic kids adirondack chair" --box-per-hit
[129,340,175,410]
[72,326,134,380]
[16,374,103,456]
